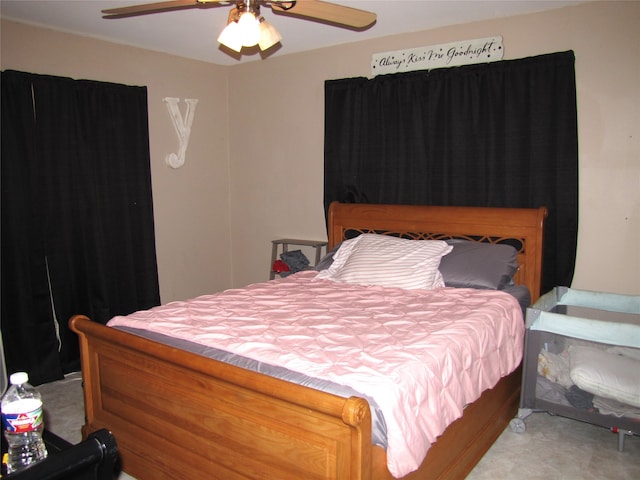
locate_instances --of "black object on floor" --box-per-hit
[4,429,119,480]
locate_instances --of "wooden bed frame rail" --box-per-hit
[70,202,547,480]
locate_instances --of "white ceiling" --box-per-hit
[1,1,586,66]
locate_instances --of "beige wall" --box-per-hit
[2,0,639,301]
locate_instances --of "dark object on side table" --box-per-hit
[5,429,119,480]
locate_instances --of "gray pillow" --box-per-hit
[439,240,519,290]
[314,243,341,271]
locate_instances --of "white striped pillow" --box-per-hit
[316,234,452,290]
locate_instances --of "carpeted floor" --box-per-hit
[37,371,639,479]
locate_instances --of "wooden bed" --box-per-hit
[70,202,547,480]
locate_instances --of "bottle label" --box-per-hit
[2,400,43,433]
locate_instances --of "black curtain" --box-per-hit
[324,51,578,294]
[1,70,160,385]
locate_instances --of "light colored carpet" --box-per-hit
[36,372,135,480]
[37,372,639,479]
[467,411,640,479]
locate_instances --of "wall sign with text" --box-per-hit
[371,36,503,76]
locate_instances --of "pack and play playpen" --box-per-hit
[514,287,640,450]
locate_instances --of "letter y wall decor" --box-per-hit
[163,97,198,169]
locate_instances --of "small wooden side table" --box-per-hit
[270,238,327,279]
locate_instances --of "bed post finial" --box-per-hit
[342,396,371,427]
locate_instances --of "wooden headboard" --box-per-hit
[327,202,548,302]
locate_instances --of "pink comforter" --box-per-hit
[108,270,524,478]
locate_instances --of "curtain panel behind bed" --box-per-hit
[1,70,160,385]
[324,51,578,295]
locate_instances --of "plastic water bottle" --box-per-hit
[1,372,48,473]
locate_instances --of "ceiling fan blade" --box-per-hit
[102,0,227,18]
[270,1,376,29]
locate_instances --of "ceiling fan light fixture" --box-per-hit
[217,2,281,53]
[258,17,282,51]
[103,0,378,56]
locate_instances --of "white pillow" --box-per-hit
[316,233,452,290]
[318,235,364,274]
[569,345,640,408]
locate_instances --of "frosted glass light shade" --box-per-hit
[258,18,282,51]
[237,12,260,47]
[217,21,242,52]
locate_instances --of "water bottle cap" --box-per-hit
[9,372,29,385]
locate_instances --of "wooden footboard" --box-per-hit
[71,314,520,480]
[70,315,372,480]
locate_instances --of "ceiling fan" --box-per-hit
[102,0,377,53]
